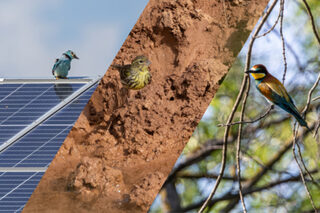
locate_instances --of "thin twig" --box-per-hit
[302,73,320,117]
[182,169,318,212]
[185,126,315,212]
[218,105,274,127]
[176,172,247,181]
[198,1,280,212]
[292,0,320,200]
[198,74,247,213]
[296,141,320,188]
[279,0,288,84]
[300,0,320,140]
[301,0,320,45]
[255,2,282,39]
[242,149,267,169]
[312,96,320,102]
[314,118,320,138]
[236,81,250,213]
[221,120,316,212]
[292,124,318,212]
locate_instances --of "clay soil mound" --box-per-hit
[23,0,268,212]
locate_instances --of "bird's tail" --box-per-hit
[291,108,311,131]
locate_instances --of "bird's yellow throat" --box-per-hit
[250,73,266,80]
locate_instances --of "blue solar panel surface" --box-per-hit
[0,80,98,212]
[0,85,97,167]
[0,83,84,145]
[0,172,44,213]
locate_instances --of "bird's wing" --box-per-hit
[261,76,301,114]
[52,59,61,75]
[66,61,71,72]
[259,75,308,128]
[264,75,294,105]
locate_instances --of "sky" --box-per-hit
[0,0,148,79]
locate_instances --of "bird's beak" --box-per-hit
[74,55,79,59]
[245,70,253,74]
[147,60,151,66]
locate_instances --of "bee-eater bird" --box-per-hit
[112,55,152,90]
[246,64,310,130]
[52,50,79,79]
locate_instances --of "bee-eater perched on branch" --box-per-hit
[112,55,152,90]
[246,64,310,130]
[52,50,79,79]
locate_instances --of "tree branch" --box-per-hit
[221,123,313,212]
[176,171,247,181]
[218,105,274,127]
[279,0,288,83]
[312,96,320,102]
[301,0,320,45]
[236,73,250,213]
[181,168,318,212]
[302,73,320,118]
[292,124,318,212]
[255,0,282,38]
[165,140,224,184]
[197,1,280,212]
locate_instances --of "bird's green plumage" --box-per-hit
[112,55,152,90]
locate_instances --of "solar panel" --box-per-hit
[0,85,97,167]
[0,83,84,145]
[43,86,96,125]
[0,172,44,212]
[0,78,100,212]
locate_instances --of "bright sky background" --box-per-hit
[0,0,148,79]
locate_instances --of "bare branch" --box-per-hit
[236,75,250,213]
[163,182,182,212]
[255,1,282,38]
[292,5,320,206]
[296,140,320,189]
[279,0,288,83]
[165,140,224,184]
[301,0,320,45]
[292,125,318,212]
[197,2,280,212]
[314,118,320,138]
[221,123,314,212]
[218,105,274,127]
[181,168,319,212]
[176,172,247,181]
[302,73,320,117]
[312,96,320,102]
